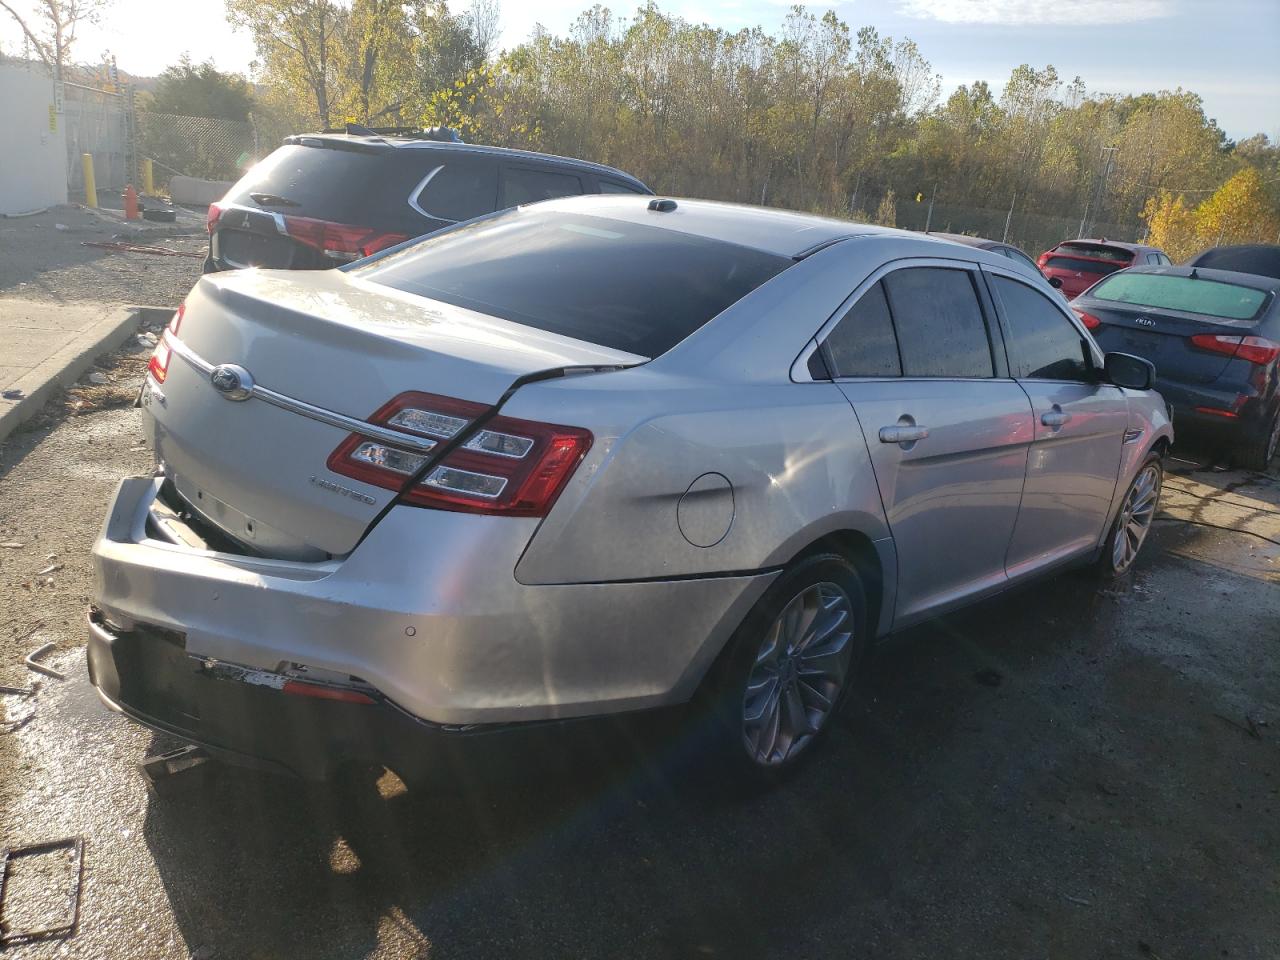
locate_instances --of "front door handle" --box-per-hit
[879,425,930,444]
[1041,410,1072,428]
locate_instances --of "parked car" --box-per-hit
[1074,265,1279,469]
[927,231,1044,275]
[1186,244,1280,281]
[203,131,651,272]
[91,197,1171,787]
[1037,239,1171,299]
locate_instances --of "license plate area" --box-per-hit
[216,228,297,268]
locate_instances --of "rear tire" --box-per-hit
[1231,407,1280,473]
[697,553,869,784]
[1097,452,1162,578]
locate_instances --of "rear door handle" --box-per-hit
[879,425,930,444]
[1041,411,1072,428]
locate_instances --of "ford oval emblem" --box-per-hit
[1135,316,1156,327]
[209,363,254,401]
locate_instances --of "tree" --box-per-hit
[150,56,254,120]
[1140,190,1198,261]
[1194,168,1280,248]
[0,0,110,74]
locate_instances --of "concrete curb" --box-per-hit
[0,305,164,446]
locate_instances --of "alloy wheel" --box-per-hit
[741,582,854,767]
[1112,463,1161,574]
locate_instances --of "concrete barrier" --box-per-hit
[169,175,233,206]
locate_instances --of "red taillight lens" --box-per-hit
[147,304,185,384]
[281,680,375,704]
[1190,334,1280,365]
[282,214,409,261]
[1072,308,1101,330]
[207,202,223,233]
[326,392,593,517]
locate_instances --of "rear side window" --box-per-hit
[883,268,994,378]
[222,144,426,225]
[823,282,901,378]
[416,163,498,222]
[992,275,1091,381]
[1058,243,1134,263]
[502,167,584,206]
[1044,256,1127,276]
[1089,273,1268,321]
[599,180,645,195]
[357,209,791,357]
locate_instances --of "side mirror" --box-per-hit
[1105,352,1155,391]
[1048,276,1063,289]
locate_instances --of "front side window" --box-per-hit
[882,267,994,378]
[992,275,1092,381]
[599,180,645,195]
[416,162,498,222]
[502,167,584,206]
[823,281,901,378]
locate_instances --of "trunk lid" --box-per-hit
[146,269,641,559]
[1080,298,1260,384]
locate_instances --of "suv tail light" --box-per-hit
[146,304,185,383]
[326,392,592,517]
[1072,307,1101,330]
[281,214,409,261]
[207,202,223,233]
[1190,334,1280,366]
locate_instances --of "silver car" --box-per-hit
[88,196,1172,785]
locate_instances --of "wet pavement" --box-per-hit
[2,404,1278,959]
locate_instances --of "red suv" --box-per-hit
[1037,239,1171,299]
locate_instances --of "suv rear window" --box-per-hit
[356,209,791,357]
[1044,256,1127,276]
[223,143,427,225]
[1089,273,1268,321]
[1057,243,1134,263]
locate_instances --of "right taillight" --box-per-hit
[147,304,184,383]
[207,202,223,233]
[326,392,592,517]
[1072,307,1101,330]
[1190,333,1279,366]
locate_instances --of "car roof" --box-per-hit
[1053,238,1157,254]
[284,133,650,191]
[1089,263,1280,293]
[927,232,998,249]
[535,195,924,258]
[1186,244,1280,280]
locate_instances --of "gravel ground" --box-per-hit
[0,206,205,307]
[0,348,1277,958]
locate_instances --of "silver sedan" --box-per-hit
[88,196,1172,785]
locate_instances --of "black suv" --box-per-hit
[205,132,651,272]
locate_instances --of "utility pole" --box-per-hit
[1082,146,1118,238]
[924,181,937,232]
[1002,193,1016,244]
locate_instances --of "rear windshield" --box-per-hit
[1057,243,1134,263]
[355,209,791,357]
[1089,272,1268,320]
[223,144,425,224]
[1044,256,1127,276]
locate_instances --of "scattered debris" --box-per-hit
[23,642,66,681]
[140,744,210,795]
[0,838,86,947]
[54,223,69,231]
[973,668,1004,687]
[1063,894,1093,906]
[82,240,203,259]
[0,682,37,697]
[37,563,62,576]
[2,390,24,401]
[1,541,24,548]
[86,371,109,385]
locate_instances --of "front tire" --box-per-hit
[1099,452,1162,578]
[701,553,868,782]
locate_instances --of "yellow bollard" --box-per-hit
[141,158,154,196]
[81,153,98,208]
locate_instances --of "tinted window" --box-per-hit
[1089,272,1267,321]
[1146,254,1161,265]
[599,180,645,195]
[992,276,1091,381]
[882,268,993,378]
[223,144,428,224]
[823,282,901,378]
[1003,246,1040,271]
[358,209,790,357]
[1057,243,1134,263]
[417,162,498,222]
[502,167,584,206]
[1044,256,1127,276]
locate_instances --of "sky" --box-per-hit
[1,0,1276,140]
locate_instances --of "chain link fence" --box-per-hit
[136,112,258,189]
[63,82,130,195]
[894,199,1139,257]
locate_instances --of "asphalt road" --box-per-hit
[2,397,1278,959]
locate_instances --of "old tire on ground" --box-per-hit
[697,552,869,783]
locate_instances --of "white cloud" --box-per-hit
[898,0,1173,26]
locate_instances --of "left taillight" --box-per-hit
[281,214,409,261]
[146,304,184,383]
[1072,307,1101,331]
[326,391,592,517]
[207,202,223,233]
